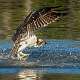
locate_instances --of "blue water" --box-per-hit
[0,67,80,74]
[0,39,12,51]
[0,39,80,49]
[0,39,80,74]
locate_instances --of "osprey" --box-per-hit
[11,6,67,60]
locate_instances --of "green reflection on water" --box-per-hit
[0,0,80,40]
[42,74,80,80]
[0,74,80,80]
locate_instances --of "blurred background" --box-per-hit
[0,0,80,40]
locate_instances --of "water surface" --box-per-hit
[0,67,80,80]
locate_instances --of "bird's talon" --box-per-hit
[17,52,29,60]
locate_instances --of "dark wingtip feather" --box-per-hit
[54,8,69,16]
[56,11,68,16]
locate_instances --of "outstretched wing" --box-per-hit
[12,6,68,42]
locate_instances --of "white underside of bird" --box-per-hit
[18,35,38,52]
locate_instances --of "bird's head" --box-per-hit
[35,38,46,47]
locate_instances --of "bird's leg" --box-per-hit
[15,42,30,60]
[19,51,29,58]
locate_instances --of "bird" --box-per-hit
[11,6,68,60]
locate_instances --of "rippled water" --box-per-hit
[0,40,80,80]
[0,0,80,80]
[0,67,80,80]
[0,39,80,67]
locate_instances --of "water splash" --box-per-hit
[0,39,80,67]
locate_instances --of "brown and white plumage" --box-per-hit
[11,6,68,60]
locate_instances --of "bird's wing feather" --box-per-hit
[12,6,67,42]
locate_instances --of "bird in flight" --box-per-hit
[11,6,68,60]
